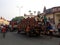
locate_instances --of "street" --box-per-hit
[0,32,60,45]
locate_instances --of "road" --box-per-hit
[0,32,60,45]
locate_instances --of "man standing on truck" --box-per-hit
[57,23,60,36]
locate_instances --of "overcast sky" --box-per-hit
[0,0,60,20]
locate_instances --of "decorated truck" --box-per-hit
[17,17,42,36]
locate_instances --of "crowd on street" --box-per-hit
[0,19,60,38]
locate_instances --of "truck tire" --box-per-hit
[26,32,31,37]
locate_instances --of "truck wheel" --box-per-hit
[36,33,40,36]
[26,32,29,36]
[35,31,40,36]
[17,31,20,34]
[10,30,12,32]
[17,30,21,34]
[26,32,31,37]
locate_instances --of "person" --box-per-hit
[46,22,53,39]
[0,26,1,32]
[57,23,60,36]
[17,25,21,34]
[26,25,30,33]
[2,26,6,38]
[26,25,31,36]
[0,25,3,32]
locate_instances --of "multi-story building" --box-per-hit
[42,6,60,25]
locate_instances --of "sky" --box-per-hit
[0,0,60,20]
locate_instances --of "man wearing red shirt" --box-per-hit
[2,26,6,38]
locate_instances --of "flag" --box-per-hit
[44,15,47,24]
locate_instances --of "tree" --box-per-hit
[34,11,36,15]
[29,10,31,15]
[29,10,31,13]
[11,16,24,23]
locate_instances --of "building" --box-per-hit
[23,13,42,22]
[42,6,60,25]
[24,13,36,19]
[0,17,10,25]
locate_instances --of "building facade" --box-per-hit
[0,17,10,25]
[24,14,36,19]
[42,6,60,25]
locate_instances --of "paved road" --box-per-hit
[0,32,60,45]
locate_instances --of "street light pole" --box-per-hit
[17,6,23,16]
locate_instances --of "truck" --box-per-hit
[17,17,42,36]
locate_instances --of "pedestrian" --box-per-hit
[26,25,30,33]
[2,26,6,38]
[0,26,1,32]
[46,22,53,39]
[17,25,21,34]
[50,23,56,34]
[57,23,60,36]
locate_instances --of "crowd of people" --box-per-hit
[0,18,60,38]
[39,18,60,37]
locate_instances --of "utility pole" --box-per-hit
[17,6,23,16]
